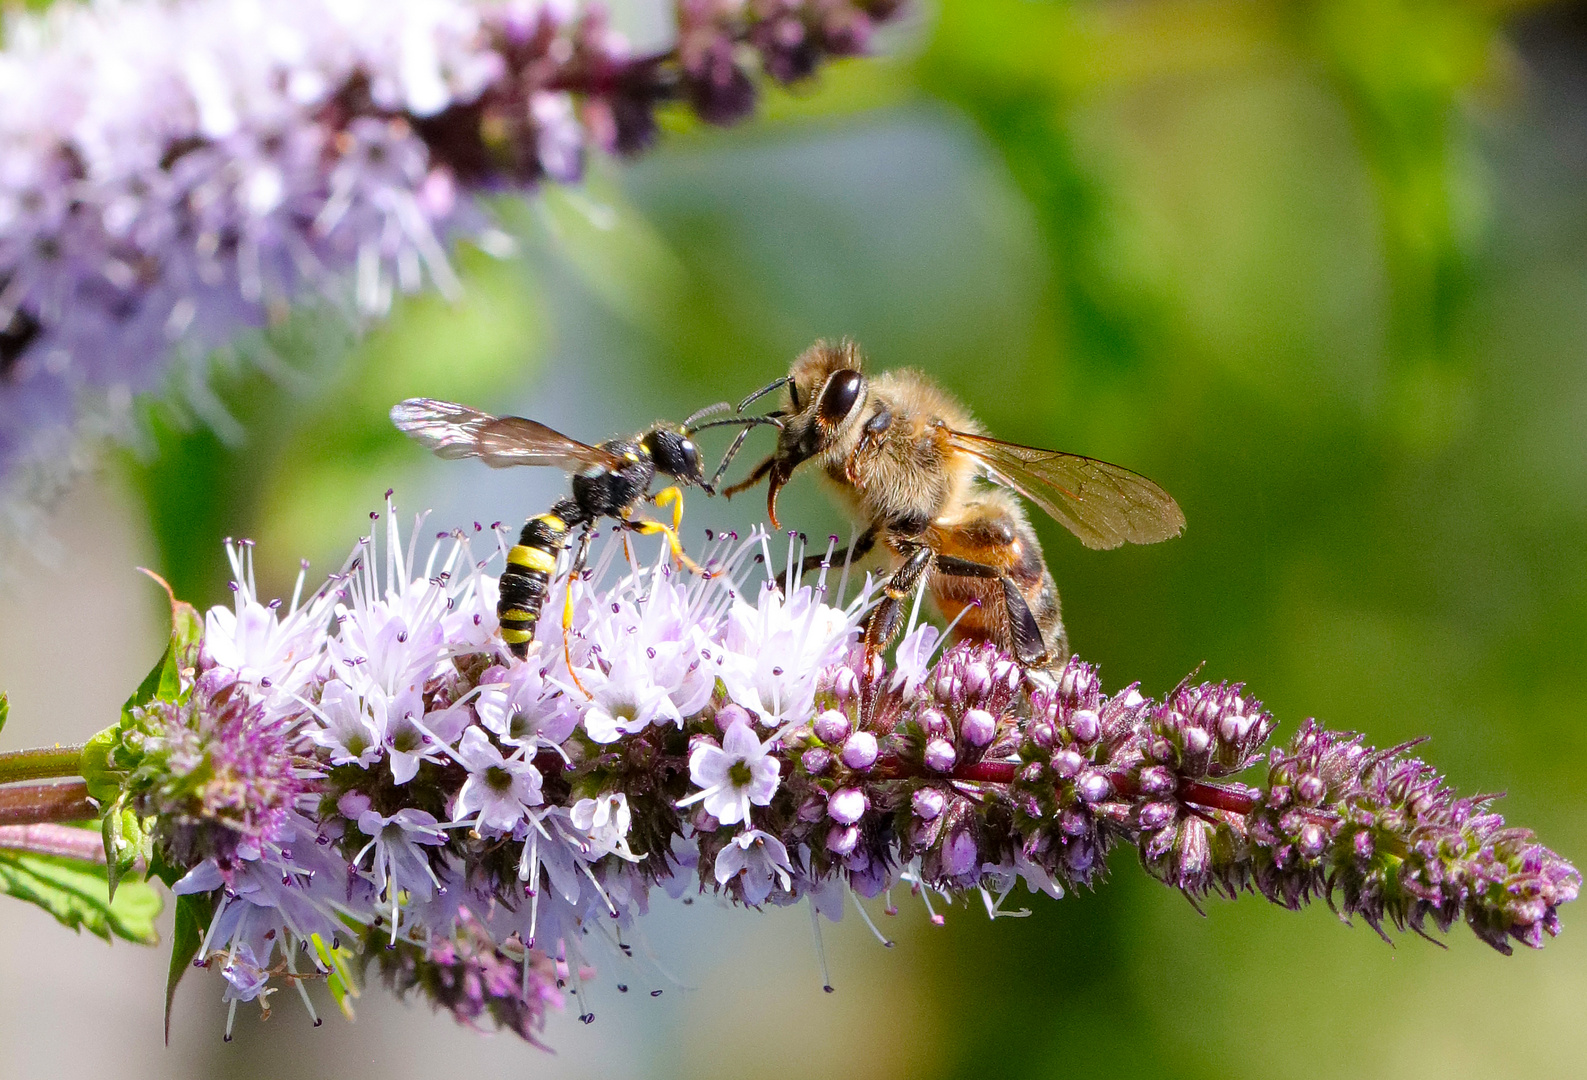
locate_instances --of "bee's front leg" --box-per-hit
[859,542,935,721]
[797,524,877,579]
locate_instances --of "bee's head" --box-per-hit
[778,340,867,464]
[719,340,868,528]
[641,425,705,487]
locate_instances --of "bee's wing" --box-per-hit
[948,431,1185,550]
[391,399,625,471]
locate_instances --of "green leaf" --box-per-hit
[0,691,9,736]
[0,850,162,946]
[101,801,153,901]
[312,931,360,1020]
[165,891,213,1045]
[82,581,203,804]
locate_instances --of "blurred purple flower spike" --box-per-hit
[0,0,907,541]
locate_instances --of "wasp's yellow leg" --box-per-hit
[561,527,596,697]
[628,516,708,576]
[650,485,685,531]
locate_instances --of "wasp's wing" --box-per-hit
[390,399,625,471]
[950,431,1185,550]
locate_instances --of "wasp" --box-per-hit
[718,339,1185,676]
[391,398,775,663]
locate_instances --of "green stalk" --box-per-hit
[0,744,87,785]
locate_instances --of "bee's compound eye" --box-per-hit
[818,370,864,424]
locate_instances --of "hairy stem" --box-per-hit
[0,744,86,785]
[0,823,106,863]
[0,781,97,826]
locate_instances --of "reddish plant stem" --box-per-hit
[0,781,97,826]
[1102,770,1258,815]
[0,823,106,863]
[873,755,1258,815]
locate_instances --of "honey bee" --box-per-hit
[392,398,773,662]
[719,339,1185,673]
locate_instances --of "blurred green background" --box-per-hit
[5,0,1587,1077]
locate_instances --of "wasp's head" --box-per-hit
[641,425,705,487]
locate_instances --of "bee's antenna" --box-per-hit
[736,375,792,413]
[681,401,732,429]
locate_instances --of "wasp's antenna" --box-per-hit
[736,375,792,413]
[681,400,732,429]
[704,418,772,494]
[687,413,784,434]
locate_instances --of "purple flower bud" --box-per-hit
[964,661,992,699]
[1218,712,1253,743]
[841,730,879,771]
[1183,727,1211,756]
[961,708,996,747]
[1052,750,1085,780]
[828,787,867,825]
[1138,766,1176,796]
[1148,736,1175,764]
[716,703,752,734]
[993,659,1019,691]
[1058,662,1096,701]
[1139,802,1176,830]
[802,748,833,775]
[934,673,962,704]
[813,709,850,744]
[1177,823,1210,877]
[1060,808,1091,836]
[1076,771,1111,804]
[1069,709,1099,744]
[1029,720,1056,748]
[830,666,860,702]
[943,827,979,877]
[827,824,860,856]
[917,708,948,738]
[1352,830,1375,860]
[1296,774,1326,805]
[924,738,957,773]
[1299,823,1327,859]
[912,788,946,822]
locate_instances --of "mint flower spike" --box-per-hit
[115,499,1575,1047]
[0,0,906,547]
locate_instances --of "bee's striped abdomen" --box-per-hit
[499,498,580,659]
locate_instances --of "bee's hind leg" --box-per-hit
[931,553,1050,666]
